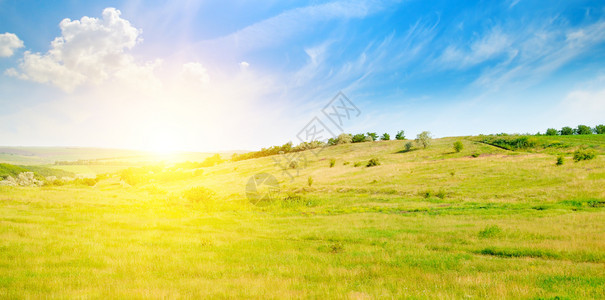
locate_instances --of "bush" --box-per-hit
[336,133,352,144]
[366,132,378,141]
[353,162,363,167]
[556,155,564,166]
[183,187,216,206]
[308,176,313,187]
[453,141,463,153]
[415,131,432,149]
[329,159,336,168]
[575,125,593,135]
[573,149,596,162]
[395,130,405,140]
[560,126,574,135]
[381,133,390,140]
[404,142,413,151]
[343,161,350,166]
[352,133,367,143]
[595,124,605,134]
[545,128,558,136]
[471,152,480,158]
[366,158,380,167]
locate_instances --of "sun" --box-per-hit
[143,128,183,155]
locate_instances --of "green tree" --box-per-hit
[404,142,413,151]
[545,128,558,136]
[395,130,406,140]
[366,132,378,141]
[560,126,574,135]
[336,133,352,144]
[575,125,593,135]
[381,133,390,140]
[352,133,367,143]
[415,131,432,149]
[595,124,605,134]
[453,141,463,153]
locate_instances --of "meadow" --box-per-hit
[0,136,604,298]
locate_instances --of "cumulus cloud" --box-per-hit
[181,62,210,85]
[8,8,157,92]
[0,32,24,57]
[239,61,250,70]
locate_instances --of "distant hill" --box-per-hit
[0,147,245,166]
[0,163,74,180]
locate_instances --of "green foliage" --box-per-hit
[352,133,367,143]
[336,133,353,144]
[478,225,502,238]
[453,141,463,153]
[353,161,363,167]
[573,149,596,162]
[471,152,480,158]
[183,187,216,208]
[575,125,593,135]
[404,142,413,152]
[366,132,378,141]
[381,133,390,140]
[307,176,313,187]
[415,131,432,149]
[343,161,350,166]
[395,130,405,140]
[545,128,558,136]
[366,158,380,167]
[556,155,564,166]
[329,159,336,168]
[480,136,538,150]
[560,126,574,135]
[0,163,30,180]
[595,124,605,134]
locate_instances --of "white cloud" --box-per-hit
[438,28,513,69]
[8,8,158,92]
[0,32,24,57]
[239,61,250,70]
[557,86,605,125]
[181,62,210,85]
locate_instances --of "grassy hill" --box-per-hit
[0,163,74,180]
[0,135,603,298]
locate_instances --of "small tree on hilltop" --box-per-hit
[366,132,378,141]
[595,124,605,134]
[415,131,432,149]
[404,142,413,151]
[575,125,593,135]
[381,133,390,140]
[352,133,367,143]
[395,130,406,140]
[560,126,574,135]
[336,133,352,144]
[453,141,463,153]
[545,128,558,136]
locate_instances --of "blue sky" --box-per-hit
[1,0,604,152]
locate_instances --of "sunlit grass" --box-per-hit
[1,136,604,298]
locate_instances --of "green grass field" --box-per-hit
[1,136,604,298]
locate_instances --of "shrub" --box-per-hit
[289,160,299,169]
[595,124,605,134]
[336,133,353,144]
[436,190,446,199]
[545,128,558,136]
[556,155,564,166]
[395,130,405,140]
[573,149,596,162]
[352,133,367,143]
[329,159,336,168]
[366,158,380,167]
[471,152,480,158]
[343,161,350,166]
[404,142,413,151]
[575,125,593,135]
[183,187,216,206]
[560,126,574,135]
[381,133,390,140]
[366,132,378,141]
[453,141,463,153]
[415,131,432,149]
[308,176,313,187]
[327,137,337,146]
[353,161,363,167]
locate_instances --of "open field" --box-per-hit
[1,136,604,298]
